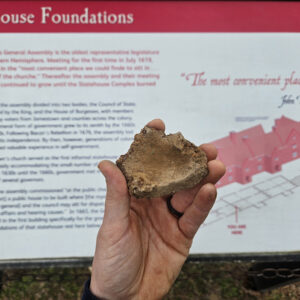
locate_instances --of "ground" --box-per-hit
[0,262,300,300]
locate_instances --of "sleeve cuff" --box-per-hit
[82,278,105,300]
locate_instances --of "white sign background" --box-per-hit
[0,33,300,259]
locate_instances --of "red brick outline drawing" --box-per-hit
[212,116,300,188]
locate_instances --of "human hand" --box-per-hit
[90,119,226,300]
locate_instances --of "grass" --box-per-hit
[1,262,300,299]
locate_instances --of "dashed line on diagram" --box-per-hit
[203,174,300,227]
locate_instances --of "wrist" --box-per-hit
[82,278,109,300]
[90,279,110,300]
[90,277,140,300]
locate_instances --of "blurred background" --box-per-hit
[1,261,300,300]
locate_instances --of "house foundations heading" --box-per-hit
[0,7,134,25]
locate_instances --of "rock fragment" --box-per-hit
[116,126,208,198]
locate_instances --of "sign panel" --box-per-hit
[0,1,300,261]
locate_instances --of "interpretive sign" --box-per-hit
[0,1,300,263]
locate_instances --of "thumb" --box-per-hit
[98,160,130,224]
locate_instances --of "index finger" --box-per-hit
[199,143,218,161]
[146,119,165,132]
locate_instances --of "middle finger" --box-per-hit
[169,160,226,213]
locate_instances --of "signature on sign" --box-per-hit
[278,94,300,108]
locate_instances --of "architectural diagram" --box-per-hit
[212,116,300,188]
[203,174,300,226]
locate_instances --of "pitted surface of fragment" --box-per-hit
[116,126,208,198]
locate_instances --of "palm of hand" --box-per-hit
[91,120,225,300]
[92,196,190,299]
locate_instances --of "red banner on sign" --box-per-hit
[0,1,299,33]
